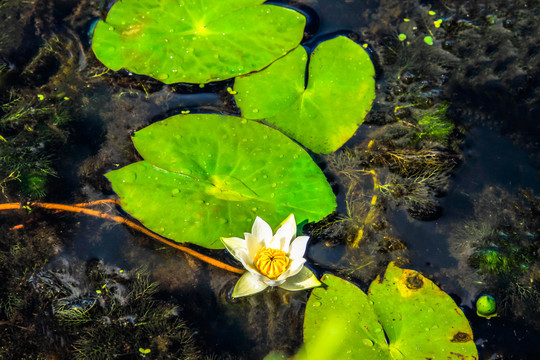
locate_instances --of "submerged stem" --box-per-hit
[0,202,245,275]
[351,169,380,248]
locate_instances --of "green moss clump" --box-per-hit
[468,229,535,278]
[471,248,512,275]
[19,170,48,198]
[416,102,454,143]
[0,95,67,200]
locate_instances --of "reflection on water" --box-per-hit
[1,0,540,358]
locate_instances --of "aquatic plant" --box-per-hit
[3,0,524,357]
[416,101,454,144]
[91,0,306,84]
[28,261,204,360]
[234,36,376,154]
[0,94,66,199]
[221,214,320,298]
[19,169,48,198]
[0,224,64,358]
[316,137,456,253]
[88,0,380,262]
[300,263,478,359]
[469,229,534,279]
[450,187,540,323]
[105,114,336,249]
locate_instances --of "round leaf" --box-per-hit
[91,0,306,84]
[105,114,336,249]
[304,274,390,359]
[234,36,376,154]
[368,262,478,359]
[302,264,478,359]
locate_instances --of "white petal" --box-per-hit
[246,233,264,260]
[221,237,257,271]
[232,272,269,298]
[251,270,285,286]
[277,258,306,281]
[262,278,286,287]
[288,236,310,260]
[272,214,296,251]
[252,217,273,244]
[267,235,283,250]
[239,257,260,274]
[276,213,297,236]
[278,267,321,291]
[221,237,247,262]
[233,251,274,281]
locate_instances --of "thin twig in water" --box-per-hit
[0,202,245,275]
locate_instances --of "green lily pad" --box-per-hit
[105,114,336,249]
[91,0,306,84]
[303,263,478,359]
[234,36,376,154]
[303,274,388,359]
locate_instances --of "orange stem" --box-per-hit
[8,199,121,230]
[0,202,245,275]
[0,203,22,210]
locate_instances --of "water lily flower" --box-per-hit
[221,214,321,298]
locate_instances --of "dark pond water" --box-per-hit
[1,0,540,359]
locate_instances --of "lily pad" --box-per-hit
[91,0,306,84]
[303,263,478,359]
[105,114,336,249]
[234,36,376,154]
[303,274,388,359]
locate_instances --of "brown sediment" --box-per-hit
[0,202,245,275]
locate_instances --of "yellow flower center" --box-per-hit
[254,247,290,279]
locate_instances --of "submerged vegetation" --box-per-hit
[416,101,454,144]
[450,187,540,325]
[0,94,66,199]
[306,94,459,282]
[0,235,207,360]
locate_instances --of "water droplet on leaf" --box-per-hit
[157,73,169,80]
[122,171,137,183]
[362,339,373,347]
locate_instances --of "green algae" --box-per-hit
[416,102,454,144]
